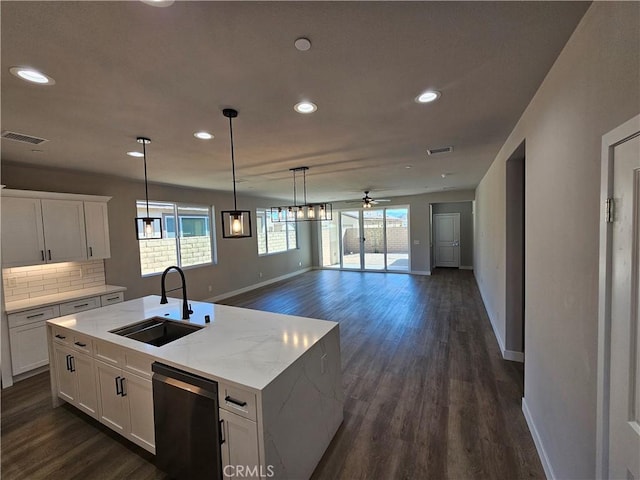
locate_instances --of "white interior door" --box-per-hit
[608,131,640,479]
[434,213,460,267]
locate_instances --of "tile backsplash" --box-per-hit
[2,260,106,303]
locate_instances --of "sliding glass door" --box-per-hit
[321,207,409,272]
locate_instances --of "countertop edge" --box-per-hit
[5,285,127,314]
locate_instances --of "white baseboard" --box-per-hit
[410,270,431,276]
[522,397,554,480]
[206,267,312,302]
[460,265,473,270]
[504,349,524,363]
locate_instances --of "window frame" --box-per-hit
[256,208,298,256]
[137,200,217,277]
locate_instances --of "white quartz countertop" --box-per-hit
[47,295,338,391]
[5,285,127,314]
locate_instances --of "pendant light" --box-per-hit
[134,137,162,240]
[220,108,252,238]
[270,166,332,222]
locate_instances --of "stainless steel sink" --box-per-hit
[109,317,203,347]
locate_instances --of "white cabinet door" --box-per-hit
[84,201,111,260]
[74,353,98,419]
[54,345,76,404]
[1,197,46,267]
[219,409,260,478]
[9,322,48,375]
[96,360,128,435]
[124,373,155,452]
[41,199,87,263]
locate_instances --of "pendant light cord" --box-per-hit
[229,115,238,211]
[142,140,150,218]
[303,168,308,204]
[293,168,297,206]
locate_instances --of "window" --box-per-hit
[137,201,216,275]
[256,209,297,255]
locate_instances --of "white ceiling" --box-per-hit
[0,1,589,203]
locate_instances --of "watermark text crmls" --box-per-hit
[223,464,275,478]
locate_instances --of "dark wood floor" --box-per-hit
[1,269,543,479]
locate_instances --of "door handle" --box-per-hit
[119,377,127,397]
[69,356,75,372]
[47,250,52,261]
[115,376,122,396]
[89,246,93,257]
[41,250,45,261]
[219,419,226,444]
[66,354,71,371]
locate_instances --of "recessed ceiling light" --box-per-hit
[294,37,312,51]
[416,90,441,104]
[9,67,55,85]
[140,0,175,7]
[405,165,412,169]
[294,101,317,114]
[127,151,144,158]
[441,173,448,178]
[194,131,214,140]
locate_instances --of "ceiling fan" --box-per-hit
[348,191,391,208]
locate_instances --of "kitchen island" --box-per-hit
[47,296,343,480]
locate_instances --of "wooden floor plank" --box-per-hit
[1,268,543,479]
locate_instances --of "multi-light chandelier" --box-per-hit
[270,166,332,222]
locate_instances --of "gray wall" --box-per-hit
[474,3,639,478]
[431,201,473,267]
[1,162,312,301]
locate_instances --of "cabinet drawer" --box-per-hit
[52,325,73,346]
[8,305,60,328]
[59,296,101,316]
[124,351,153,379]
[218,382,257,421]
[52,326,93,354]
[94,339,123,366]
[70,332,93,355]
[101,292,124,307]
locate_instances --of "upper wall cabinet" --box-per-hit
[84,202,111,260]
[1,190,112,267]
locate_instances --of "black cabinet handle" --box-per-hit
[47,250,52,260]
[65,354,71,371]
[40,250,45,261]
[74,341,87,347]
[74,303,89,309]
[106,296,119,301]
[115,376,122,396]
[119,377,126,397]
[27,313,44,319]
[55,334,66,339]
[89,246,93,257]
[219,419,225,444]
[225,396,247,408]
[69,356,75,372]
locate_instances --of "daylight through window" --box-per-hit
[137,201,216,275]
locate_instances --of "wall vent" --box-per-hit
[427,145,453,155]
[1,130,48,145]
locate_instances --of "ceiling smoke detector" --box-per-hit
[427,146,454,156]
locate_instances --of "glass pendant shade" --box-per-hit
[221,210,252,238]
[135,216,162,240]
[270,202,332,222]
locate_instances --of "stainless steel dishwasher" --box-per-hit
[152,362,222,480]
